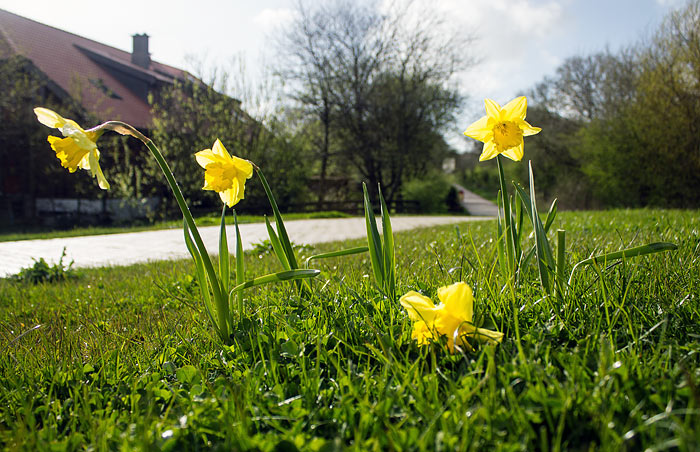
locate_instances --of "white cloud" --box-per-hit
[385,0,566,101]
[253,7,295,31]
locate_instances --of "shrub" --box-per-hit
[402,173,453,213]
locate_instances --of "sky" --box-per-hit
[0,0,685,151]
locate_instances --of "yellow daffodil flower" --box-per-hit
[195,139,253,207]
[463,96,541,162]
[34,107,109,189]
[400,282,503,351]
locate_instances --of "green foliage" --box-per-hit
[363,183,396,301]
[0,209,697,449]
[508,163,676,299]
[401,171,453,213]
[10,247,76,284]
[149,78,309,216]
[526,1,700,208]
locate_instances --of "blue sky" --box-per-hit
[0,0,685,150]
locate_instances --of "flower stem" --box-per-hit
[496,155,516,281]
[97,121,229,337]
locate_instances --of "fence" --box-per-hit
[35,197,160,223]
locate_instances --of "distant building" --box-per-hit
[442,157,456,174]
[0,9,205,224]
[0,8,194,128]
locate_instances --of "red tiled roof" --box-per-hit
[0,8,190,128]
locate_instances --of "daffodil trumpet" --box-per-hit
[400,282,503,353]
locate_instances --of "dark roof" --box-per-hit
[0,8,192,128]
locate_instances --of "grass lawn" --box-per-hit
[0,208,698,450]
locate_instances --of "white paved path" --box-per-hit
[0,216,492,277]
[453,183,499,217]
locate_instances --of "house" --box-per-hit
[0,8,199,224]
[0,8,192,128]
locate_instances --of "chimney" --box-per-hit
[131,34,151,68]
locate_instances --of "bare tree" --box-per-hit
[275,0,472,203]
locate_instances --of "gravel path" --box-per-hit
[0,215,493,276]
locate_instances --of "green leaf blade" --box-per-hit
[229,269,321,294]
[363,182,385,288]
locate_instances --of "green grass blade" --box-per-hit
[556,229,566,299]
[234,210,244,316]
[544,198,558,234]
[521,245,537,270]
[363,182,385,288]
[515,184,558,234]
[513,183,533,220]
[265,216,291,271]
[379,185,395,299]
[229,269,321,294]
[572,242,677,273]
[256,168,298,269]
[567,242,677,290]
[305,247,368,267]
[528,161,555,294]
[218,205,229,294]
[514,192,523,257]
[496,192,508,279]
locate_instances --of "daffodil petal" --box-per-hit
[459,324,504,344]
[34,107,67,129]
[87,149,110,190]
[473,327,504,343]
[433,307,462,340]
[479,141,499,161]
[220,183,241,208]
[502,96,527,120]
[519,119,542,136]
[463,116,492,142]
[197,139,252,207]
[484,98,502,120]
[400,291,438,323]
[437,282,474,323]
[212,139,231,159]
[232,156,254,179]
[78,151,91,170]
[61,122,96,151]
[219,190,233,207]
[48,136,88,171]
[195,149,218,168]
[501,142,524,161]
[411,321,434,346]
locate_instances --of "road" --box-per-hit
[0,215,494,276]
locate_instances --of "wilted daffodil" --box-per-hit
[34,107,109,189]
[400,282,503,352]
[463,96,541,162]
[195,139,253,207]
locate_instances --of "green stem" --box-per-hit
[99,121,227,335]
[496,155,515,280]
